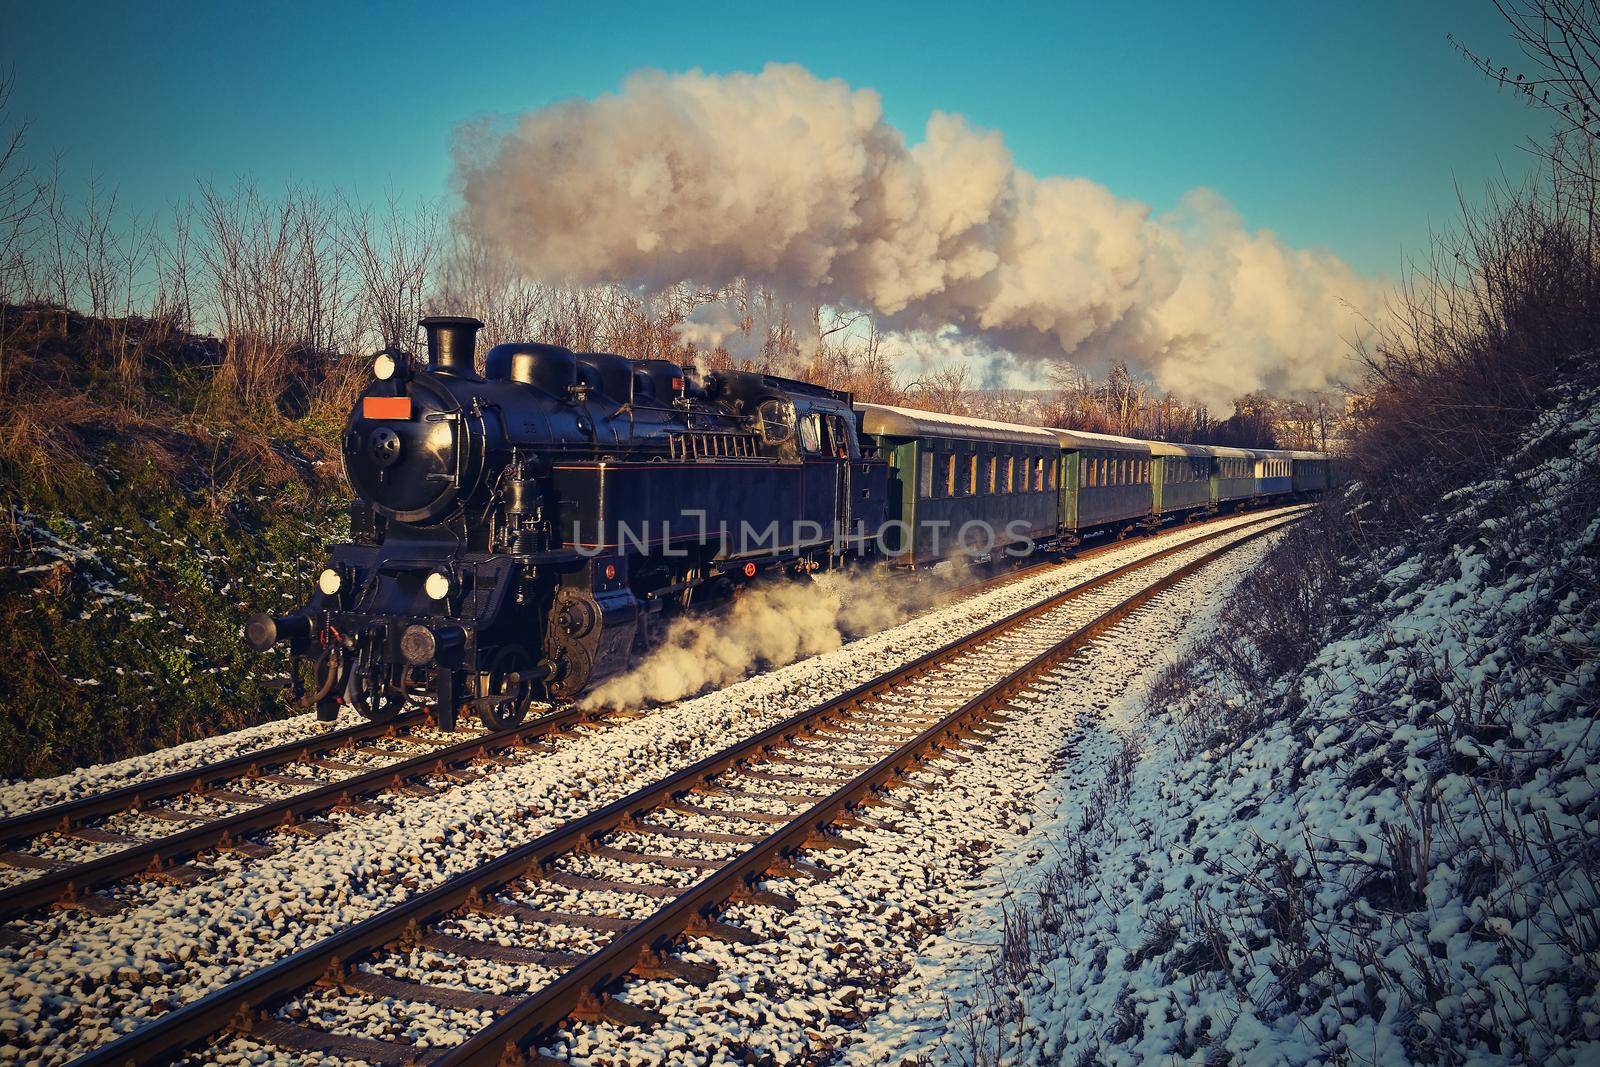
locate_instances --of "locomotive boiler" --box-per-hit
[246,317,892,729]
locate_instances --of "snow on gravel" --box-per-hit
[524,534,1280,1067]
[0,508,1289,1064]
[0,705,380,819]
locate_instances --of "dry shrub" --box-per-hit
[1353,172,1600,525]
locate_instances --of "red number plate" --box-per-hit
[363,396,413,420]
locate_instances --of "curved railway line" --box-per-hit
[0,506,1287,932]
[63,508,1298,1066]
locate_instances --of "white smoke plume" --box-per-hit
[582,568,955,710]
[455,64,1389,408]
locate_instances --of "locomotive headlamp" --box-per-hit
[317,568,342,595]
[373,352,398,380]
[424,570,452,600]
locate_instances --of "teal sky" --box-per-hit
[2,0,1552,279]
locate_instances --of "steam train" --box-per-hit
[246,316,1334,729]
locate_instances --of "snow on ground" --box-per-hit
[0,510,1289,1064]
[0,705,376,819]
[850,383,1600,1066]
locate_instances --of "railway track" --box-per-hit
[69,509,1297,1067]
[0,707,618,924]
[0,504,1286,931]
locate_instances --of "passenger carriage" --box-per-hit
[1290,450,1332,494]
[1254,449,1295,498]
[1049,429,1155,543]
[1208,445,1258,508]
[858,404,1060,567]
[1151,441,1213,520]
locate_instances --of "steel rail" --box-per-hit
[938,499,1295,603]
[69,509,1297,1067]
[0,710,428,850]
[2,506,1299,927]
[2,499,1272,856]
[0,705,595,923]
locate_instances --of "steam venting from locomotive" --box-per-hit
[454,63,1388,409]
[582,567,955,709]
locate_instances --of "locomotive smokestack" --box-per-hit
[420,316,484,373]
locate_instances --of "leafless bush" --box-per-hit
[344,188,440,349]
[1354,170,1600,523]
[193,179,358,412]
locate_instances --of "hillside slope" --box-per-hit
[0,311,346,777]
[851,371,1599,1065]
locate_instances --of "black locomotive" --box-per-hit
[246,317,892,730]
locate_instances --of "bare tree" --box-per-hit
[0,69,46,389]
[1454,1,1600,183]
[193,179,358,411]
[344,188,440,349]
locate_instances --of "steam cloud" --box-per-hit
[582,569,954,710]
[456,64,1388,408]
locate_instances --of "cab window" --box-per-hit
[799,414,823,454]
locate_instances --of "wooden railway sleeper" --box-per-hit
[622,818,763,846]
[766,855,835,882]
[686,915,763,945]
[464,892,634,933]
[570,989,665,1029]
[591,843,720,872]
[732,883,799,912]
[632,948,717,986]
[667,799,789,825]
[214,832,275,859]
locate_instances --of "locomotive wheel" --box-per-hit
[346,666,403,722]
[545,635,593,703]
[477,646,534,730]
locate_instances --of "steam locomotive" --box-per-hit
[247,316,1334,730]
[246,317,893,730]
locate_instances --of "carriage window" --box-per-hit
[919,452,933,498]
[1033,457,1045,491]
[987,455,997,494]
[1004,455,1014,492]
[1047,458,1057,489]
[967,453,978,496]
[944,452,956,497]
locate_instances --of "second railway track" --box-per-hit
[67,508,1298,1067]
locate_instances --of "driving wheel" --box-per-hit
[477,646,535,730]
